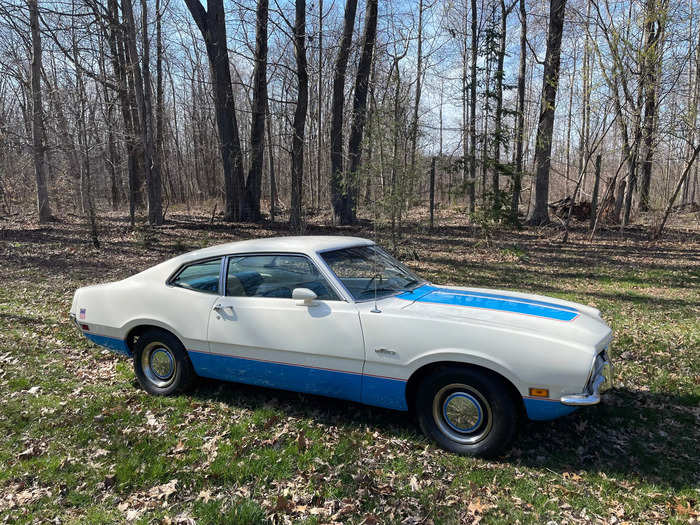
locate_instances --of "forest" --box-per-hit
[0,0,698,239]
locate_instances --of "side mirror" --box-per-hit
[292,287,318,306]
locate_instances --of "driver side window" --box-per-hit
[225,255,339,300]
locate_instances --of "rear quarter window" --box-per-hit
[170,258,221,294]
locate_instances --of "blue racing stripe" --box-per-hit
[431,287,579,312]
[84,333,131,357]
[399,285,578,321]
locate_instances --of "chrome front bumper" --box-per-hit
[560,352,614,406]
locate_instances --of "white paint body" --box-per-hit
[70,236,613,419]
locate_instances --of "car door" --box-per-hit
[199,253,365,403]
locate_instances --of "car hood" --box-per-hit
[395,284,612,352]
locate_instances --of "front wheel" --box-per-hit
[415,367,518,457]
[133,329,195,395]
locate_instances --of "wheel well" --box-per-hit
[125,325,177,353]
[405,361,524,416]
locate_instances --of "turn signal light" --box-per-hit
[81,324,90,331]
[529,388,549,398]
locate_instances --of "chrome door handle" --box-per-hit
[213,303,231,311]
[375,348,396,356]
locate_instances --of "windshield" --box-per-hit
[320,245,425,301]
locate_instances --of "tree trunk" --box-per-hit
[345,0,378,223]
[409,0,424,186]
[461,9,469,204]
[122,0,151,222]
[493,0,514,203]
[28,0,51,222]
[429,156,435,229]
[590,153,601,229]
[527,0,566,225]
[140,0,163,225]
[511,0,527,223]
[154,0,165,219]
[329,0,358,225]
[468,0,478,213]
[184,0,246,221]
[266,100,276,221]
[316,0,323,212]
[638,0,666,212]
[243,0,269,222]
[289,0,308,232]
[105,0,140,225]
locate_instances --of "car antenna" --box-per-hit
[371,266,381,314]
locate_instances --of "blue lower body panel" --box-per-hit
[84,333,131,357]
[187,350,408,411]
[362,375,408,410]
[189,350,364,404]
[523,397,579,420]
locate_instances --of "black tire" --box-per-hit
[415,367,518,457]
[133,328,195,395]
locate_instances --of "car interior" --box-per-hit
[226,255,337,300]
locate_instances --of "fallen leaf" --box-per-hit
[149,479,178,501]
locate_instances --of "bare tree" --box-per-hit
[638,0,668,211]
[528,0,566,225]
[28,0,51,222]
[468,0,478,213]
[289,0,308,232]
[140,0,162,225]
[184,0,245,221]
[346,0,378,223]
[243,0,269,222]
[329,0,358,225]
[510,0,527,222]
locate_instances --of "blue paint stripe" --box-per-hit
[523,398,578,420]
[432,286,579,313]
[399,285,578,321]
[188,350,407,410]
[84,333,131,357]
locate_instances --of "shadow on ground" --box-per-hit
[185,378,699,492]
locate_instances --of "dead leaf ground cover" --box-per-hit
[0,208,698,524]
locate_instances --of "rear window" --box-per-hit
[171,258,221,294]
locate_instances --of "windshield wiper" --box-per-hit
[358,287,403,297]
[401,278,421,290]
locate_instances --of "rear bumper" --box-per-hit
[560,352,613,406]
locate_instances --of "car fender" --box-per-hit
[403,348,523,394]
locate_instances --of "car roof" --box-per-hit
[174,235,374,264]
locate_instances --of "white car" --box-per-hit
[70,236,613,456]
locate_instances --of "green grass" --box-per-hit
[0,212,698,523]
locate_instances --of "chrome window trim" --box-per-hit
[166,256,224,295]
[221,251,348,302]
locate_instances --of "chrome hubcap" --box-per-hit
[150,348,174,379]
[443,392,482,432]
[432,383,492,444]
[142,342,176,388]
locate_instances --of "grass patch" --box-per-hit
[0,210,698,523]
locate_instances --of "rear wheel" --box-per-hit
[415,367,517,457]
[133,329,195,395]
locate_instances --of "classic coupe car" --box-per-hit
[70,236,613,456]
